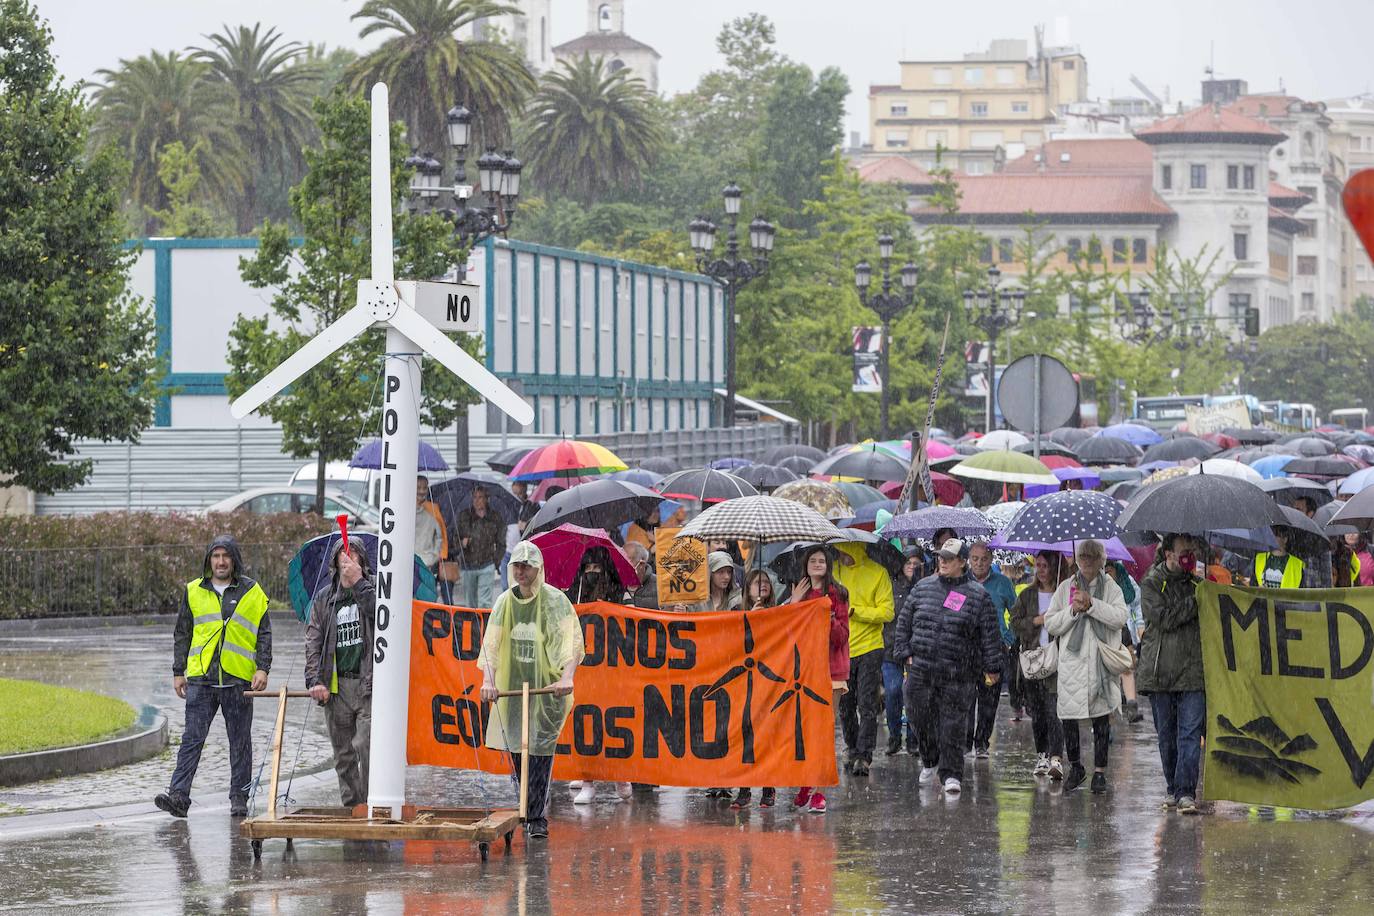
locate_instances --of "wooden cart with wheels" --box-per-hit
[238,684,543,861]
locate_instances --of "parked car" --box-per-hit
[202,486,380,532]
[289,461,379,507]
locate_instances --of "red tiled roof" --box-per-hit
[910,174,1174,223]
[1269,181,1312,211]
[1002,138,1153,175]
[1227,95,1303,119]
[1136,105,1286,145]
[857,157,935,186]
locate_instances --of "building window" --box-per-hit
[1161,165,1172,189]
[1062,59,1076,70]
[884,130,909,148]
[997,237,1014,263]
[1227,165,1239,189]
[996,67,1015,85]
[929,99,949,116]
[1087,238,1103,262]
[965,160,987,175]
[1229,293,1251,322]
[1132,238,1148,264]
[1298,255,1318,275]
[1301,292,1315,312]
[1299,219,1317,237]
[925,129,947,148]
[1243,165,1256,190]
[1011,101,1029,114]
[1297,185,1318,203]
[1358,263,1369,282]
[969,130,1003,148]
[890,103,908,116]
[1022,130,1042,145]
[970,102,989,118]
[933,67,952,85]
[964,67,984,84]
[1067,238,1083,261]
[1234,232,1249,261]
[1112,238,1128,263]
[979,239,993,263]
[1190,164,1207,189]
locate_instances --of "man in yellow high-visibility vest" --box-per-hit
[155,535,271,819]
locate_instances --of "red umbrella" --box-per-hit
[528,523,639,591]
[1040,454,1083,470]
[878,471,965,506]
[1201,432,1240,450]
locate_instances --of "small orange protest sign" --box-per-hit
[655,527,708,608]
[407,598,838,787]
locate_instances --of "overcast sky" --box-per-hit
[38,0,1374,140]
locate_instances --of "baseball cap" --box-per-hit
[938,538,967,559]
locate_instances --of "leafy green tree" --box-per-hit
[1248,313,1374,415]
[228,93,480,512]
[752,62,848,220]
[521,55,665,204]
[346,0,535,159]
[88,50,245,234]
[192,23,320,231]
[144,141,231,237]
[0,0,159,492]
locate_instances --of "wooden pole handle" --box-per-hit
[519,682,531,821]
[493,686,559,698]
[244,690,316,698]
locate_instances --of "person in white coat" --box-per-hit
[1045,538,1128,795]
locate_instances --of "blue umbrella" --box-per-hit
[1138,460,1181,473]
[429,472,521,526]
[1098,423,1163,447]
[610,468,666,488]
[349,438,448,471]
[1338,465,1374,495]
[287,533,437,622]
[880,506,994,540]
[1249,454,1296,480]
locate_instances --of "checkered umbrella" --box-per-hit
[999,490,1122,544]
[676,495,844,544]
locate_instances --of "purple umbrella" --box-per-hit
[988,531,1134,562]
[1025,465,1103,499]
[880,505,994,540]
[349,438,448,471]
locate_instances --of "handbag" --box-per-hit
[1019,641,1058,680]
[438,560,461,584]
[1099,638,1134,676]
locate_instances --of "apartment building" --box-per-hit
[866,37,1088,175]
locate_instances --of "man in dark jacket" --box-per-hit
[1138,533,1206,814]
[305,541,375,808]
[895,538,1002,796]
[156,535,271,818]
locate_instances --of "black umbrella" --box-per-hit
[1013,438,1079,459]
[637,456,680,475]
[833,528,906,578]
[1283,456,1357,479]
[1315,500,1359,536]
[485,446,534,474]
[763,443,827,465]
[1000,490,1122,544]
[1117,473,1285,534]
[1105,481,1141,501]
[1049,427,1095,447]
[777,455,817,475]
[810,449,910,483]
[1330,487,1374,529]
[1141,437,1221,463]
[1258,476,1335,509]
[429,472,520,526]
[736,463,800,489]
[1075,436,1144,466]
[524,480,663,537]
[1279,436,1337,456]
[930,453,965,471]
[1224,427,1281,444]
[655,468,758,503]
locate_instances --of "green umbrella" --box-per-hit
[949,450,1059,486]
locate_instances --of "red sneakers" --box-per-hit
[792,787,812,808]
[807,792,827,813]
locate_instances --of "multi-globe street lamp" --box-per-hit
[405,103,523,281]
[962,266,1025,433]
[689,183,775,428]
[854,232,919,439]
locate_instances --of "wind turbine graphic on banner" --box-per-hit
[230,84,533,818]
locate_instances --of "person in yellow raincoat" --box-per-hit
[479,541,584,839]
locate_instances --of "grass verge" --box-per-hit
[0,678,136,755]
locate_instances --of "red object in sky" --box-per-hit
[336,513,350,556]
[1342,169,1374,263]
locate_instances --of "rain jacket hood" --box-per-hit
[203,534,244,581]
[832,541,894,657]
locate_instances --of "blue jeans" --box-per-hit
[169,681,254,804]
[1149,691,1207,798]
[460,564,497,609]
[882,661,916,748]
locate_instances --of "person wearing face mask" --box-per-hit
[564,546,626,605]
[1138,534,1206,815]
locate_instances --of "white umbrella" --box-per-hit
[977,429,1030,451]
[1188,458,1262,485]
[981,501,1026,530]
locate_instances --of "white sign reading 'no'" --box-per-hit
[395,280,483,334]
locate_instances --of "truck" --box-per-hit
[1132,394,1265,432]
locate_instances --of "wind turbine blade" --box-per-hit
[755,660,784,683]
[389,306,534,426]
[769,689,796,712]
[370,83,393,284]
[229,303,375,419]
[704,666,745,697]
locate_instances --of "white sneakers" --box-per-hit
[572,784,596,805]
[1048,756,1064,780]
[1033,753,1050,776]
[570,781,634,804]
[919,766,938,785]
[943,778,962,795]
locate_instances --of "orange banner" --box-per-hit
[407,598,838,787]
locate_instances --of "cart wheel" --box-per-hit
[478,842,490,862]
[503,830,514,851]
[251,840,263,860]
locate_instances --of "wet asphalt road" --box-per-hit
[2,622,1373,914]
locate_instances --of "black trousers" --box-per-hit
[1063,715,1111,769]
[906,672,975,783]
[1005,643,1027,711]
[1023,680,1064,757]
[169,681,254,803]
[965,676,1001,751]
[839,648,885,762]
[510,753,555,826]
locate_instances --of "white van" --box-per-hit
[290,462,383,508]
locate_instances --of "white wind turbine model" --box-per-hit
[230,84,534,817]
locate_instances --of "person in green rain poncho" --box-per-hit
[479,541,585,839]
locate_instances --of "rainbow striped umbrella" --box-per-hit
[508,440,627,482]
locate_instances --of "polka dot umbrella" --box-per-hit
[998,489,1123,544]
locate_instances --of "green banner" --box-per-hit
[1199,581,1374,810]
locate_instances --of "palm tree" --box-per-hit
[346,0,535,159]
[89,51,246,234]
[192,23,320,231]
[521,55,665,204]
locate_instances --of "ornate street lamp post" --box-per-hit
[962,267,1025,433]
[689,183,775,428]
[854,232,919,439]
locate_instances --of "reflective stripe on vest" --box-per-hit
[1254,553,1304,589]
[184,578,269,682]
